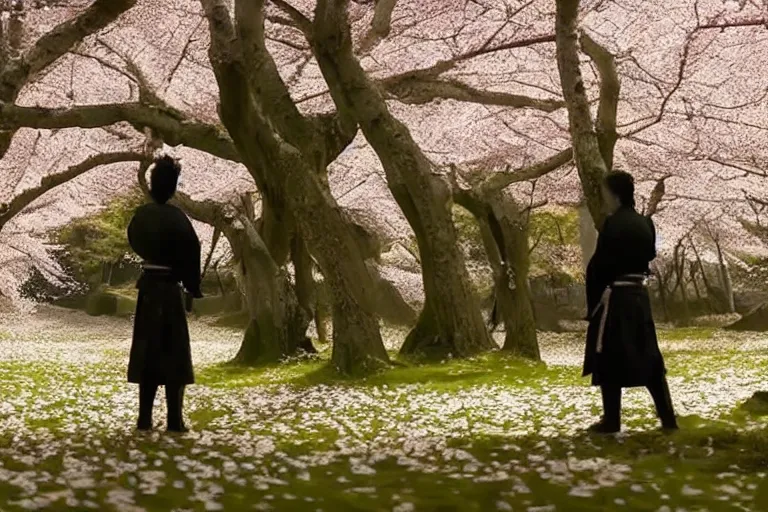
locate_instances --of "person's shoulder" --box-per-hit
[154,202,186,216]
[130,202,153,218]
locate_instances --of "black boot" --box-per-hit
[648,376,678,431]
[137,383,158,431]
[166,384,188,433]
[589,385,621,434]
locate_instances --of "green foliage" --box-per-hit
[528,208,580,248]
[452,204,487,261]
[528,208,581,281]
[55,187,145,287]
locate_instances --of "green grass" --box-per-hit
[198,351,579,391]
[658,326,716,341]
[1,325,768,510]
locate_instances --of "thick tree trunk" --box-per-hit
[555,0,610,229]
[283,169,389,372]
[313,3,493,358]
[227,220,312,365]
[578,201,598,270]
[200,2,389,374]
[487,195,539,359]
[455,191,539,359]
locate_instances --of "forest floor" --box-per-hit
[0,307,767,511]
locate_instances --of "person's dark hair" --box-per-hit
[149,155,181,204]
[603,170,635,208]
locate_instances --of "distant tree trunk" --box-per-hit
[673,242,691,326]
[291,235,315,320]
[8,2,24,57]
[315,293,330,345]
[714,241,736,314]
[212,261,226,296]
[487,193,539,358]
[313,2,494,359]
[690,263,703,304]
[654,266,670,322]
[690,240,720,313]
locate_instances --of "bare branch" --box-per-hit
[383,76,564,112]
[383,34,556,86]
[358,0,398,53]
[479,148,573,194]
[271,0,314,35]
[0,101,240,162]
[0,151,146,230]
[580,31,619,168]
[697,18,767,30]
[0,0,137,99]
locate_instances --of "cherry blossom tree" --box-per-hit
[3,0,768,369]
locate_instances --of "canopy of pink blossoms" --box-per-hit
[1,0,767,298]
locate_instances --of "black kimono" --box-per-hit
[583,205,665,388]
[127,203,202,386]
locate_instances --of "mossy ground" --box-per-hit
[0,309,767,511]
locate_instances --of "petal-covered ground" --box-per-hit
[1,307,768,511]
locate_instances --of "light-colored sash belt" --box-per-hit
[142,263,172,271]
[590,275,647,354]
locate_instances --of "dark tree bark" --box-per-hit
[713,238,736,314]
[672,241,691,326]
[690,239,721,313]
[227,217,312,364]
[653,265,670,322]
[486,193,539,358]
[453,183,540,359]
[201,0,389,373]
[555,0,611,229]
[311,0,494,359]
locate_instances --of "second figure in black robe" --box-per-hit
[584,171,677,434]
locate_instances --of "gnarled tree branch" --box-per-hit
[555,0,608,229]
[479,148,574,194]
[0,151,145,230]
[358,0,398,53]
[0,0,137,160]
[382,76,564,112]
[580,31,619,169]
[0,101,240,163]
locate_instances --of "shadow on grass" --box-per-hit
[197,351,581,391]
[2,409,768,511]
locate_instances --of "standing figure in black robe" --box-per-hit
[127,155,202,433]
[584,171,677,434]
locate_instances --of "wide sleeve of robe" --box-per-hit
[127,203,203,298]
